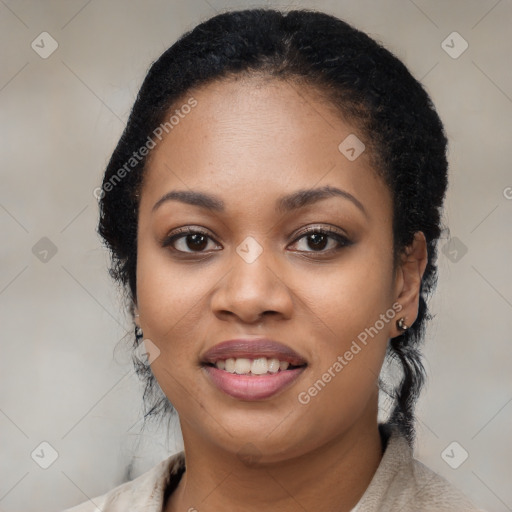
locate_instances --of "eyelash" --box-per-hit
[161,225,352,256]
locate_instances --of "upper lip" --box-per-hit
[201,338,307,366]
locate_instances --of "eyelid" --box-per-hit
[288,224,352,252]
[160,226,222,249]
[291,224,349,241]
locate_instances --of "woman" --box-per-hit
[65,8,483,512]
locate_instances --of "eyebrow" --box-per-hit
[152,185,367,217]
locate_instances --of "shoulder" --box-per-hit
[357,424,485,512]
[62,451,185,512]
[388,453,483,511]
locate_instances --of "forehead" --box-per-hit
[140,76,391,220]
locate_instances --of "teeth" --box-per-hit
[268,358,280,373]
[214,357,296,375]
[225,358,236,373]
[234,358,252,374]
[251,357,268,375]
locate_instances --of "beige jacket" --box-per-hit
[64,425,484,512]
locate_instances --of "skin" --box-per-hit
[134,76,427,512]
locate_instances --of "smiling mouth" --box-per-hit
[200,338,308,400]
[204,357,306,376]
[202,358,307,401]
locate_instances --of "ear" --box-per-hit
[392,231,428,337]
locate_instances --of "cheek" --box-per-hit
[294,243,395,404]
[298,243,396,344]
[135,238,213,362]
[136,224,212,313]
[135,246,213,412]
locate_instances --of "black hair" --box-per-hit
[98,8,448,444]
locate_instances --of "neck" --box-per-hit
[166,404,383,512]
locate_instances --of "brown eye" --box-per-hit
[290,227,351,253]
[182,233,209,251]
[305,232,329,251]
[162,228,221,253]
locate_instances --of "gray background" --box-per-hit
[1,0,511,511]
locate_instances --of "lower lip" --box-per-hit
[202,365,306,401]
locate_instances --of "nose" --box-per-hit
[211,246,294,325]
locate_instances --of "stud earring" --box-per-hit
[396,317,409,331]
[135,325,144,342]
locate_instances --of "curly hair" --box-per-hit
[97,8,448,444]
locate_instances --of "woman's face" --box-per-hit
[136,77,406,461]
